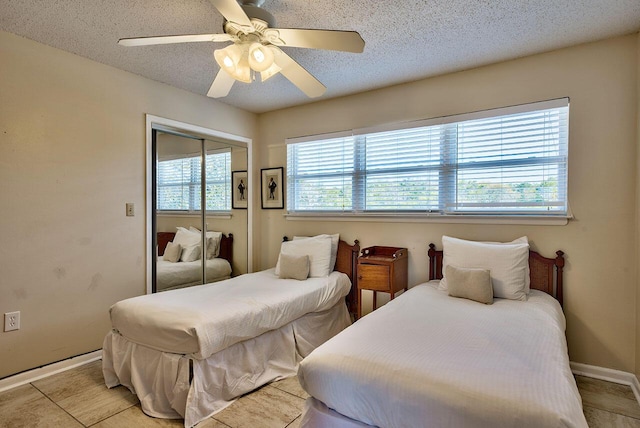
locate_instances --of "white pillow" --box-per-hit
[174,226,200,248]
[484,236,531,293]
[189,227,223,259]
[180,243,201,262]
[275,235,332,277]
[439,236,529,301]
[294,234,339,271]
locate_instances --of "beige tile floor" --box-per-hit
[1,360,639,427]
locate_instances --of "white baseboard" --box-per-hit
[0,350,102,393]
[571,361,640,405]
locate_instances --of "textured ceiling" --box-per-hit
[2,0,640,113]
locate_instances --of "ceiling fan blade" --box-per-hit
[209,0,253,28]
[118,34,233,46]
[267,28,365,53]
[207,69,236,98]
[273,48,326,98]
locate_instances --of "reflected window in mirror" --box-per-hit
[157,149,231,214]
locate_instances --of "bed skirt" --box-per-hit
[102,300,350,427]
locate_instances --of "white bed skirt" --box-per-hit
[102,300,350,427]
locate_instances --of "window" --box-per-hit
[157,150,231,212]
[286,98,569,218]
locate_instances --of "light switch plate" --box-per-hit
[126,203,134,216]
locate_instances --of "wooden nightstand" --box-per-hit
[357,246,408,319]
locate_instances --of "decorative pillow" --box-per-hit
[180,243,201,262]
[446,265,493,304]
[163,242,181,263]
[294,233,339,271]
[439,236,529,301]
[278,254,310,280]
[275,235,332,277]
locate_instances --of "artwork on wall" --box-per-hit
[261,167,284,209]
[232,170,248,209]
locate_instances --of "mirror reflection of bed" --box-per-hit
[155,230,233,292]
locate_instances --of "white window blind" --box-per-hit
[287,133,354,211]
[286,99,569,217]
[157,150,231,212]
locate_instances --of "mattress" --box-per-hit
[109,268,351,360]
[156,257,231,291]
[298,281,588,428]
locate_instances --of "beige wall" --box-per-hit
[0,31,255,378]
[256,34,639,372]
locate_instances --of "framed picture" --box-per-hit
[232,170,248,209]
[261,167,284,209]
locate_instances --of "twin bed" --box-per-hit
[298,237,587,428]
[103,235,360,427]
[103,235,587,428]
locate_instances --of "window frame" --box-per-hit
[285,98,571,225]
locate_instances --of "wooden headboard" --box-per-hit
[157,232,234,266]
[283,237,361,315]
[427,243,565,307]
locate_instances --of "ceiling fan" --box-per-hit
[118,0,365,99]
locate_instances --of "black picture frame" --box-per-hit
[232,170,248,209]
[261,167,284,209]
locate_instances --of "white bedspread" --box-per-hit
[156,257,232,291]
[110,269,351,360]
[298,281,587,428]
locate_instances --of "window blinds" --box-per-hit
[287,133,354,211]
[286,98,569,217]
[157,150,231,212]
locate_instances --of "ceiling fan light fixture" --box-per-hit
[248,42,274,72]
[260,61,282,82]
[214,44,252,83]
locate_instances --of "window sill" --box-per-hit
[157,212,232,220]
[284,213,570,226]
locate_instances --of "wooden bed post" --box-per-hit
[555,250,565,308]
[428,243,436,280]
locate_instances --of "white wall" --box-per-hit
[256,34,639,372]
[0,30,256,378]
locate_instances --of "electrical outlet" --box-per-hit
[126,203,134,216]
[4,311,20,332]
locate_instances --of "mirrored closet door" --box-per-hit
[149,120,250,293]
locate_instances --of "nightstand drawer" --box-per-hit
[358,264,391,291]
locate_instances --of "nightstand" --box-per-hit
[357,246,408,319]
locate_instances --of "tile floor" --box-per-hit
[0,360,639,427]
